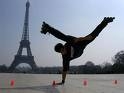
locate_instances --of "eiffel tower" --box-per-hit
[8,0,37,72]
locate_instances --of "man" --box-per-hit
[40,17,114,84]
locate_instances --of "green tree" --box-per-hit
[112,50,124,73]
[113,50,124,64]
[83,61,96,74]
[0,64,8,72]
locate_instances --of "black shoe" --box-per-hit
[103,17,115,23]
[40,22,49,34]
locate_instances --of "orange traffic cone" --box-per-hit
[10,80,15,87]
[114,80,118,84]
[83,80,88,86]
[52,80,56,86]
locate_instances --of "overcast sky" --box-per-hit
[0,0,124,67]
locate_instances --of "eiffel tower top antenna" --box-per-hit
[21,0,30,41]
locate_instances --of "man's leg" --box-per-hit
[74,17,115,44]
[69,17,115,59]
[41,22,74,42]
[89,17,115,38]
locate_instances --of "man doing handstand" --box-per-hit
[40,17,114,84]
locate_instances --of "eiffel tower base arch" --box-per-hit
[8,55,37,73]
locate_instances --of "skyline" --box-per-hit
[0,0,124,67]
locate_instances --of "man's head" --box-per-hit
[54,43,64,53]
